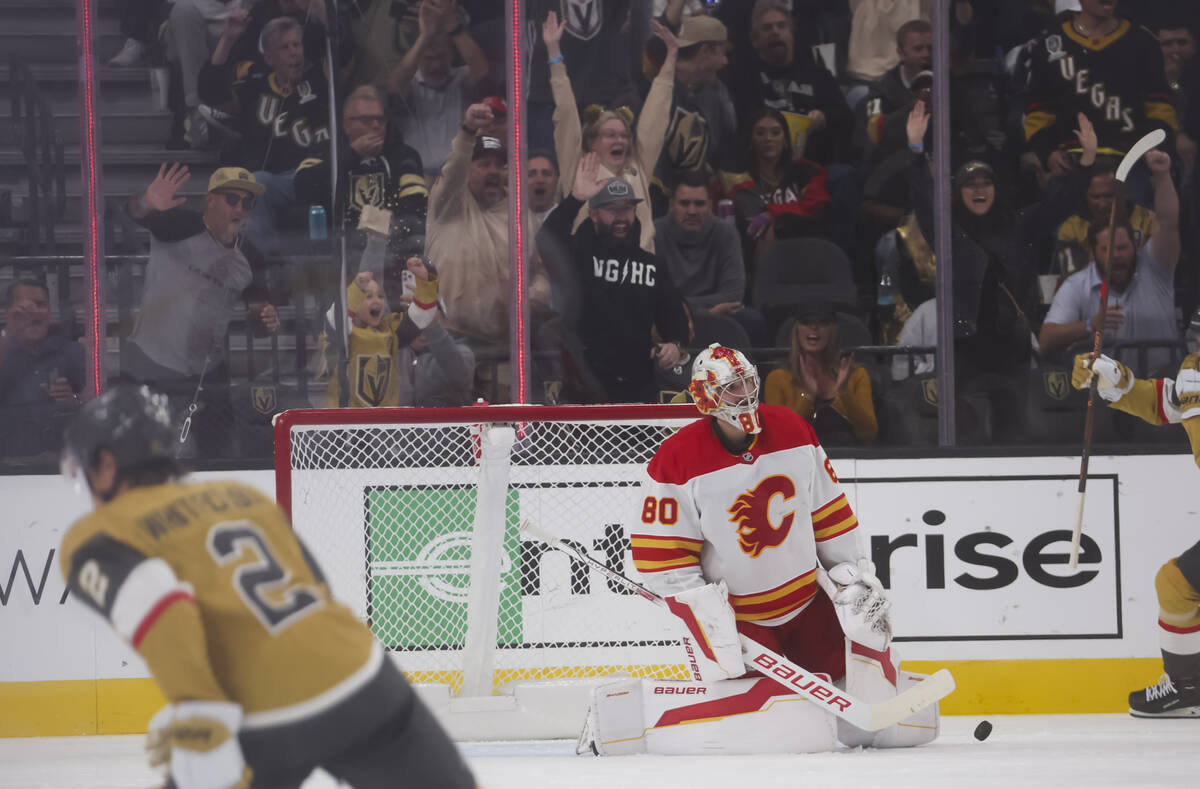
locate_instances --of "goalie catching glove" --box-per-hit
[146,700,251,789]
[1072,353,1134,403]
[664,582,745,680]
[817,559,892,652]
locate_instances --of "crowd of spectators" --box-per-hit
[7,0,1200,462]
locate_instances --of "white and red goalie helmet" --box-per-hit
[688,343,762,435]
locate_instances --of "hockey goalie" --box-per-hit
[579,344,940,756]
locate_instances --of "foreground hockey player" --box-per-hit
[579,345,939,755]
[57,385,476,788]
[1073,351,1200,717]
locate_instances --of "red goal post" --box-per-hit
[273,404,700,738]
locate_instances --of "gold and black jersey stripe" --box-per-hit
[1025,17,1177,164]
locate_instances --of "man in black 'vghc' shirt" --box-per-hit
[538,153,689,404]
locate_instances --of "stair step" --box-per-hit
[0,64,161,102]
[0,107,174,144]
[0,31,126,62]
[0,146,214,167]
[0,15,121,33]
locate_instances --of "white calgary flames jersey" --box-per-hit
[632,404,865,626]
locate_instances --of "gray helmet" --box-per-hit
[61,385,174,489]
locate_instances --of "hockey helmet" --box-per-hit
[688,343,762,434]
[60,384,175,492]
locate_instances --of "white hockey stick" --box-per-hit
[521,520,955,732]
[1070,127,1167,569]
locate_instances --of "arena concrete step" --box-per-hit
[0,102,173,145]
[0,30,126,63]
[0,64,161,105]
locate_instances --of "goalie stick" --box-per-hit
[1070,127,1167,569]
[521,520,955,732]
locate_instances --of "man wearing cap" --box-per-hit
[730,0,854,166]
[538,152,690,403]
[654,14,737,185]
[122,162,279,455]
[390,0,490,179]
[426,104,547,361]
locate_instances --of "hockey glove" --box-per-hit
[665,581,746,680]
[1072,353,1134,402]
[146,700,252,789]
[816,558,892,652]
[1174,357,1200,420]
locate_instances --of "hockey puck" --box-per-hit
[973,720,993,741]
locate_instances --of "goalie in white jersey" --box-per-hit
[579,344,939,755]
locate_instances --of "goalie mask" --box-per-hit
[689,344,762,435]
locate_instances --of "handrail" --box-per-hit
[7,57,67,257]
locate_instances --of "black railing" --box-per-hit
[7,57,66,256]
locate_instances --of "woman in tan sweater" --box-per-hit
[764,304,878,445]
[542,11,678,252]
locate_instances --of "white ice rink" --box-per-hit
[0,715,1194,789]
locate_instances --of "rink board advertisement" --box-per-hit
[359,474,1119,652]
[0,455,1190,734]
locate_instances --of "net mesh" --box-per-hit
[285,412,695,694]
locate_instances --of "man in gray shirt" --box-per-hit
[1040,149,1180,375]
[124,163,280,455]
[653,172,766,345]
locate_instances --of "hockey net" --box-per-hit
[275,404,698,709]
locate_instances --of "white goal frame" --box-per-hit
[274,403,699,739]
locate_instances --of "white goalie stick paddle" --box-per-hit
[1070,127,1168,569]
[520,520,955,732]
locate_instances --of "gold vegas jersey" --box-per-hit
[59,480,377,719]
[632,404,865,626]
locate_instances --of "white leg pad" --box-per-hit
[838,641,940,748]
[581,677,838,756]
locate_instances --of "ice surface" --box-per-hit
[0,715,1192,789]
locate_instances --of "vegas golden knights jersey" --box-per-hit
[327,315,408,408]
[1025,17,1177,165]
[59,481,378,718]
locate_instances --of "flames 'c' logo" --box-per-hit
[728,475,797,558]
[709,346,744,373]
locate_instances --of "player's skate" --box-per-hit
[1128,674,1200,718]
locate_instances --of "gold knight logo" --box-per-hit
[356,354,392,407]
[252,386,277,416]
[1044,371,1069,400]
[351,173,384,210]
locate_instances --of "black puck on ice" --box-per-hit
[973,720,993,741]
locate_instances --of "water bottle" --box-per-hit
[717,199,735,224]
[877,263,897,322]
[1187,307,1200,354]
[308,205,328,240]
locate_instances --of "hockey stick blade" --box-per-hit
[1115,129,1166,182]
[739,638,955,731]
[519,518,562,547]
[522,520,955,731]
[865,668,956,730]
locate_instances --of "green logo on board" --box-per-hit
[365,487,522,648]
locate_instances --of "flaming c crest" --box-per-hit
[728,475,796,558]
